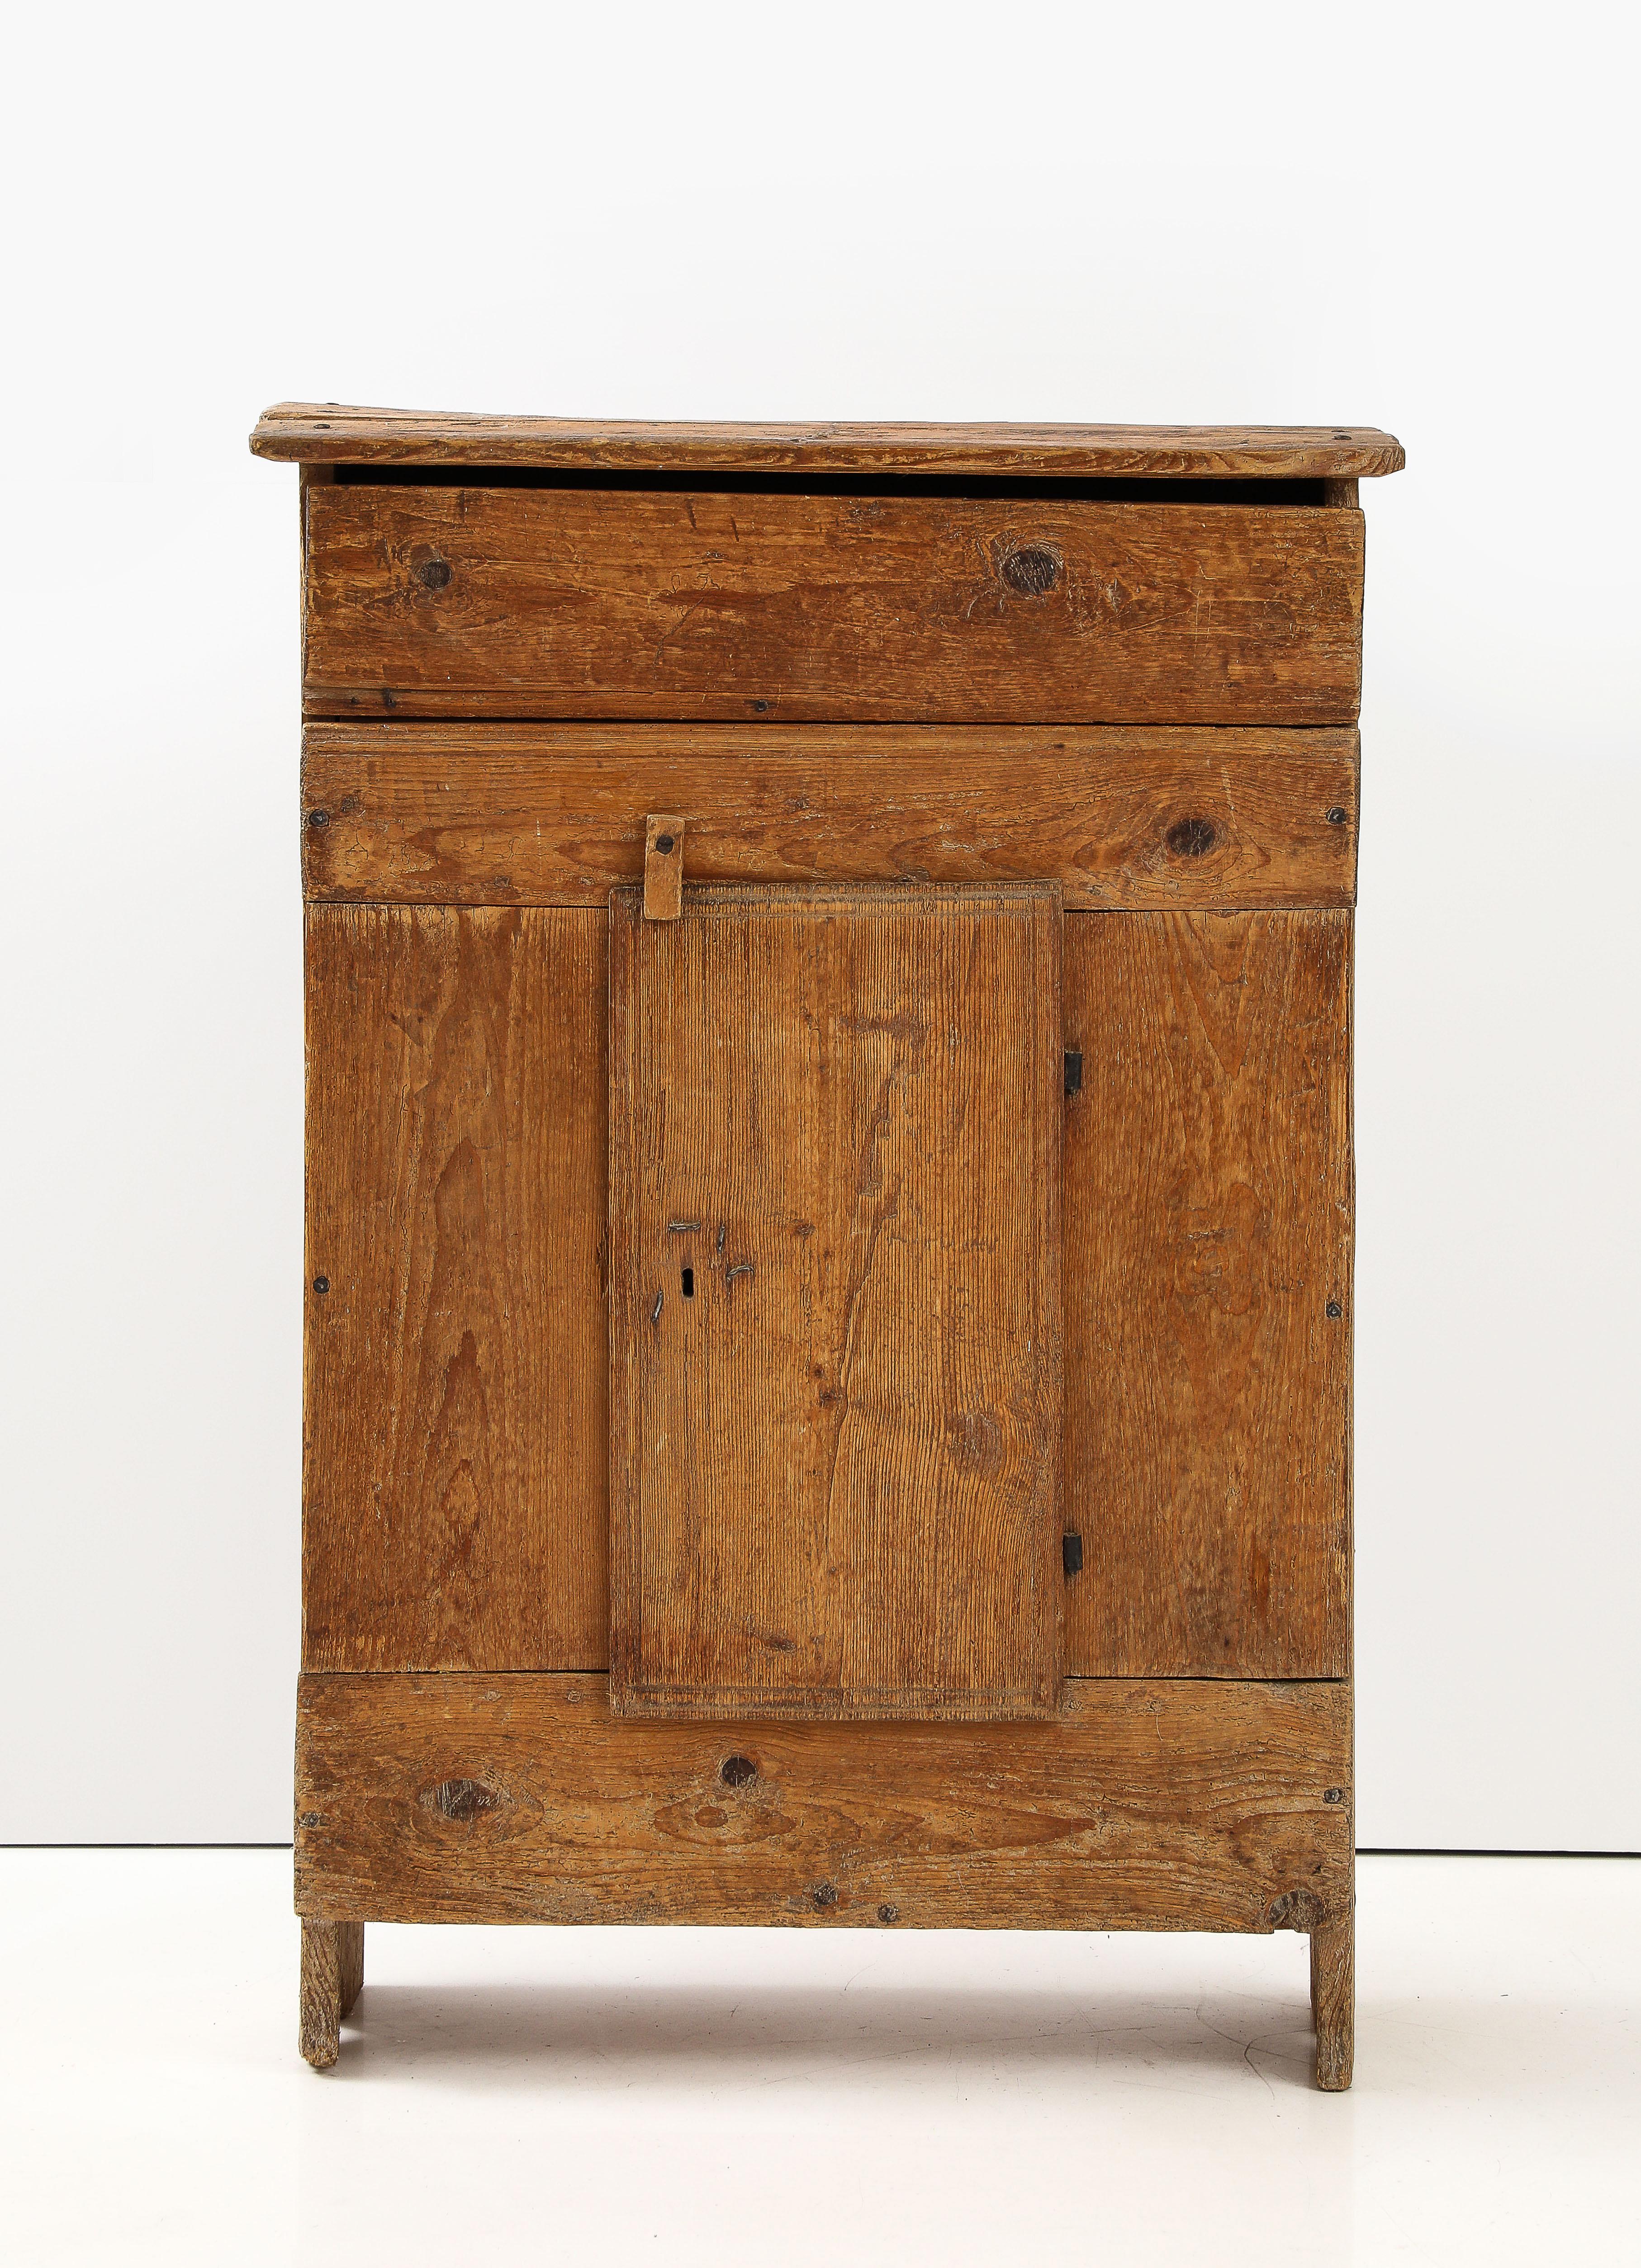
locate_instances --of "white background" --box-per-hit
[2,0,1635,1849]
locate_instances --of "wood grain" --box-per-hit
[304,906,607,1670]
[642,812,685,920]
[337,1917,364,2017]
[300,723,1360,911]
[254,404,1405,479]
[302,904,1350,1681]
[1062,911,1352,1676]
[608,882,1063,1720]
[294,1671,1352,1930]
[301,486,1366,725]
[1311,1906,1355,2089]
[298,1918,362,2069]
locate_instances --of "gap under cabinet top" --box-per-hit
[250,404,1405,480]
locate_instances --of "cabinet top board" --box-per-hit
[251,404,1404,480]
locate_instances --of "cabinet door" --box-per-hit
[608,882,1063,1720]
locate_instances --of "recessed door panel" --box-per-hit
[608,882,1063,1720]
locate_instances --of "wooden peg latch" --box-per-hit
[644,814,686,921]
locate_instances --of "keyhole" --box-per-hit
[681,1267,695,1298]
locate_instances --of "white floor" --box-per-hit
[3,1853,1636,2268]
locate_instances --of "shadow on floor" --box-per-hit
[321,1981,1321,2092]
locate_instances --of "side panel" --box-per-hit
[1063,910,1352,1676]
[608,882,1063,1720]
[304,906,607,1669]
[294,1670,1353,1931]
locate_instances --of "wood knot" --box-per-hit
[1265,1888,1328,1933]
[877,1903,899,1924]
[1166,816,1219,858]
[720,1754,758,1788]
[416,558,452,590]
[418,1776,504,1823]
[811,1881,838,1908]
[1000,544,1060,596]
[947,1407,1003,1473]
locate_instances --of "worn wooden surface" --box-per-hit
[300,724,1359,911]
[1311,1905,1356,2089]
[301,902,1349,1681]
[300,900,1350,1681]
[1063,911,1352,1676]
[337,1917,364,2017]
[301,486,1366,725]
[304,906,607,1670]
[298,1918,362,2069]
[294,1671,1351,1928]
[254,404,1404,479]
[642,812,685,920]
[608,882,1063,1720]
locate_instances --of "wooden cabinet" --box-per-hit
[256,406,1403,2088]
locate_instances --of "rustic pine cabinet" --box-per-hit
[252,406,1403,2088]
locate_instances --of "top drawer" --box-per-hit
[303,482,1365,726]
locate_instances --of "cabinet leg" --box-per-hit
[300,1918,365,2069]
[1310,1909,1354,2091]
[337,1918,365,2020]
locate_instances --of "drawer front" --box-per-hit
[303,485,1365,725]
